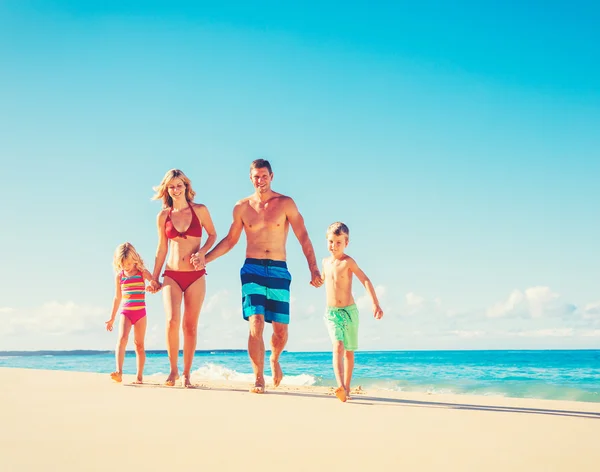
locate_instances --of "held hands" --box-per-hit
[147,279,162,293]
[190,252,206,271]
[373,305,384,319]
[309,268,323,288]
[105,318,115,331]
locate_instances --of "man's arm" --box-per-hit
[205,203,244,264]
[348,257,383,319]
[285,198,322,287]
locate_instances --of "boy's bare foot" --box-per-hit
[182,375,193,388]
[270,357,283,387]
[110,371,122,383]
[165,372,180,386]
[335,386,347,402]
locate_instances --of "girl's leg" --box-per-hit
[181,276,206,387]
[112,316,132,382]
[343,350,355,397]
[132,316,147,383]
[162,277,183,385]
[333,341,347,401]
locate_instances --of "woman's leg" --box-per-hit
[162,276,183,385]
[181,275,206,387]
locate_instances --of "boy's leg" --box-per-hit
[112,316,132,382]
[333,341,347,402]
[132,316,147,383]
[344,350,355,397]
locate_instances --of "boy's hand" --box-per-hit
[310,269,323,288]
[373,306,383,319]
[105,319,115,331]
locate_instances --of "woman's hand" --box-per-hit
[190,252,206,271]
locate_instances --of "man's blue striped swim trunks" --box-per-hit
[240,258,292,324]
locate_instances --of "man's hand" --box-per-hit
[310,269,323,288]
[190,252,206,270]
[373,305,384,319]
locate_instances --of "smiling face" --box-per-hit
[166,177,186,203]
[250,167,273,194]
[327,232,348,258]
[121,257,136,273]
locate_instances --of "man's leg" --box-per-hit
[248,314,266,393]
[270,321,288,387]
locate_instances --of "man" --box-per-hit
[201,159,322,393]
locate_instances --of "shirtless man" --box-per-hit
[202,159,322,393]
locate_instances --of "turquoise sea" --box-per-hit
[1,349,599,403]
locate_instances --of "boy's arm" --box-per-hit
[106,273,123,331]
[348,258,383,319]
[205,203,244,264]
[285,197,322,287]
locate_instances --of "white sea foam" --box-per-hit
[149,363,316,386]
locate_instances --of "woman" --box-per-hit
[151,169,216,387]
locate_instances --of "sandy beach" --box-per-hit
[1,367,599,471]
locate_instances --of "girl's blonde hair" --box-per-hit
[152,169,196,208]
[113,242,147,272]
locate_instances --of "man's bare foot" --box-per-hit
[250,377,265,394]
[165,372,179,386]
[335,386,347,402]
[182,375,193,388]
[110,371,122,383]
[270,357,283,387]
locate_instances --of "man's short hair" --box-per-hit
[250,159,272,174]
[327,222,349,238]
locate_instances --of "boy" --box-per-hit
[321,222,383,402]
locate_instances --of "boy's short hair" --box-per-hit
[327,222,349,239]
[250,159,272,174]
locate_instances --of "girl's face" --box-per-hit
[121,257,135,272]
[167,178,186,201]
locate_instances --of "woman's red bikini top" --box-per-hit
[165,205,203,239]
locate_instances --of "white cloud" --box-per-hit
[450,330,485,338]
[515,328,574,338]
[355,285,386,313]
[0,307,15,314]
[487,286,574,319]
[405,292,425,307]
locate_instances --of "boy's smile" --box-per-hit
[327,233,348,258]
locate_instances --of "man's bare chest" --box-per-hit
[243,202,287,230]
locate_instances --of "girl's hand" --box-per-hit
[147,280,162,293]
[105,319,115,331]
[190,252,206,270]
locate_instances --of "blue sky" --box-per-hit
[1,1,599,351]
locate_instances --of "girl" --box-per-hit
[106,242,155,384]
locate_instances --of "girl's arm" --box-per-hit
[349,258,383,319]
[151,211,169,286]
[106,273,122,331]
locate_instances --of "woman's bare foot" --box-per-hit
[110,371,122,383]
[182,375,193,388]
[165,372,179,386]
[335,386,347,402]
[270,357,283,387]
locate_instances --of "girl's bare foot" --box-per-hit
[110,371,122,383]
[132,377,143,384]
[335,386,347,402]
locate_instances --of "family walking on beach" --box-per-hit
[106,160,383,402]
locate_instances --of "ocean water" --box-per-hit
[1,349,599,403]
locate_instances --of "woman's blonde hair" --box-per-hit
[113,242,147,272]
[152,169,196,208]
